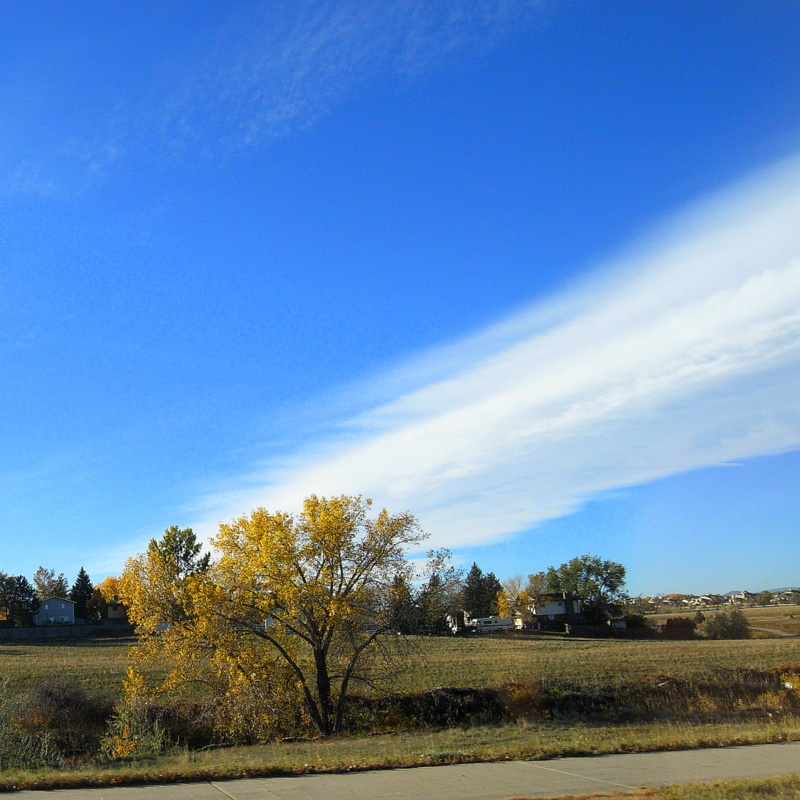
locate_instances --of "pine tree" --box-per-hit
[69,567,94,620]
[461,564,503,618]
[482,571,502,615]
[0,574,39,626]
[461,563,485,617]
[418,573,456,634]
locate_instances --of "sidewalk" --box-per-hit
[12,741,800,800]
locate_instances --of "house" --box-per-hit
[727,591,756,604]
[689,595,725,607]
[35,596,75,625]
[103,595,128,624]
[526,592,583,630]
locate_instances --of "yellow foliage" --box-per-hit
[781,671,800,691]
[97,576,121,602]
[495,589,513,618]
[120,496,427,739]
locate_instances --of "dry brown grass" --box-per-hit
[390,634,800,691]
[1,633,799,791]
[0,718,798,792]
[522,773,800,799]
[648,605,800,638]
[0,633,798,699]
[0,637,132,698]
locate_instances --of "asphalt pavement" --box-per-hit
[10,741,800,800]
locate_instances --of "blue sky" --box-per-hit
[2,1,800,596]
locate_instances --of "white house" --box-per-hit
[689,595,725,607]
[527,592,583,628]
[727,591,756,604]
[35,596,75,625]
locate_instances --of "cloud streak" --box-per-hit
[4,0,546,196]
[192,154,800,549]
[160,0,547,150]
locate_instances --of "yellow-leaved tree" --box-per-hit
[120,496,427,739]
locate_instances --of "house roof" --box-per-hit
[40,596,75,604]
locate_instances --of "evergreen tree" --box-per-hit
[418,573,456,634]
[461,563,485,617]
[461,563,502,618]
[69,567,94,620]
[483,571,502,615]
[0,574,39,626]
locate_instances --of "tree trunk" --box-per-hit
[314,649,334,735]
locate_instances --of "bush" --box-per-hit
[100,699,170,761]
[0,723,64,770]
[347,686,508,732]
[0,680,64,770]
[19,677,113,761]
[662,617,697,639]
[700,607,751,640]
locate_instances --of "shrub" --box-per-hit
[0,723,64,771]
[700,607,751,640]
[0,680,64,770]
[348,686,508,731]
[502,681,547,720]
[662,617,697,639]
[19,677,113,761]
[100,700,170,761]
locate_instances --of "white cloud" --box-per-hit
[191,154,800,550]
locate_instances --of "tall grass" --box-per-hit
[0,718,798,792]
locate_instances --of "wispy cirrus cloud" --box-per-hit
[158,0,549,151]
[190,154,800,548]
[3,0,547,196]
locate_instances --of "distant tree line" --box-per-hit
[0,567,120,627]
[383,553,629,633]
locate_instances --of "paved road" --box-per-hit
[11,742,800,800]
